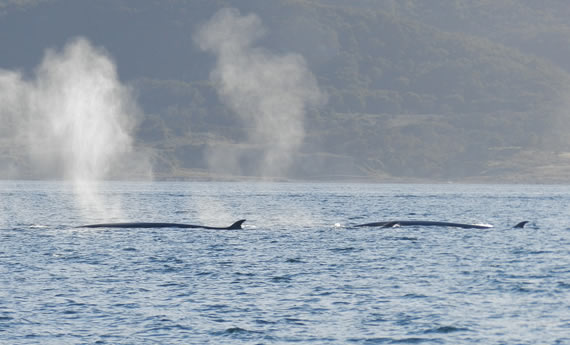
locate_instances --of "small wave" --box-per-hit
[402,293,428,299]
[196,271,215,276]
[271,275,292,283]
[390,338,433,344]
[512,285,546,294]
[527,250,553,255]
[329,247,363,253]
[212,326,264,337]
[255,319,276,325]
[112,302,139,309]
[157,282,183,288]
[348,337,435,344]
[284,318,307,325]
[135,323,192,335]
[424,325,469,334]
[165,193,186,197]
[148,256,184,264]
[143,265,182,274]
[366,313,388,323]
[387,236,418,241]
[347,337,391,344]
[203,304,229,311]
[225,327,249,334]
[512,248,553,255]
[285,257,304,263]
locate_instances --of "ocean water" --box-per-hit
[0,181,568,344]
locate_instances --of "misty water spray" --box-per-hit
[0,38,146,220]
[195,8,325,178]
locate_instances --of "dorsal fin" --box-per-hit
[227,219,246,230]
[513,221,529,228]
[382,221,400,228]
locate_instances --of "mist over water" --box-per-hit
[0,37,148,220]
[195,8,325,178]
[189,192,235,227]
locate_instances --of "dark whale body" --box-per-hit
[354,220,493,229]
[79,219,246,230]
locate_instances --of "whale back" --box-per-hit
[354,220,493,229]
[78,219,247,229]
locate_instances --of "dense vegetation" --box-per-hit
[2,0,570,181]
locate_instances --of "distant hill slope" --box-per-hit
[1,0,570,182]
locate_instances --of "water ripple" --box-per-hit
[1,181,569,344]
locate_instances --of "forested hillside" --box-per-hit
[2,0,570,182]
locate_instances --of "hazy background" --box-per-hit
[2,0,570,183]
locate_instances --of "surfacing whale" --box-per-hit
[354,220,493,229]
[78,219,246,230]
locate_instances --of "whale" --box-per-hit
[354,220,493,229]
[78,219,246,230]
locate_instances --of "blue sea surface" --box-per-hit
[0,181,569,344]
